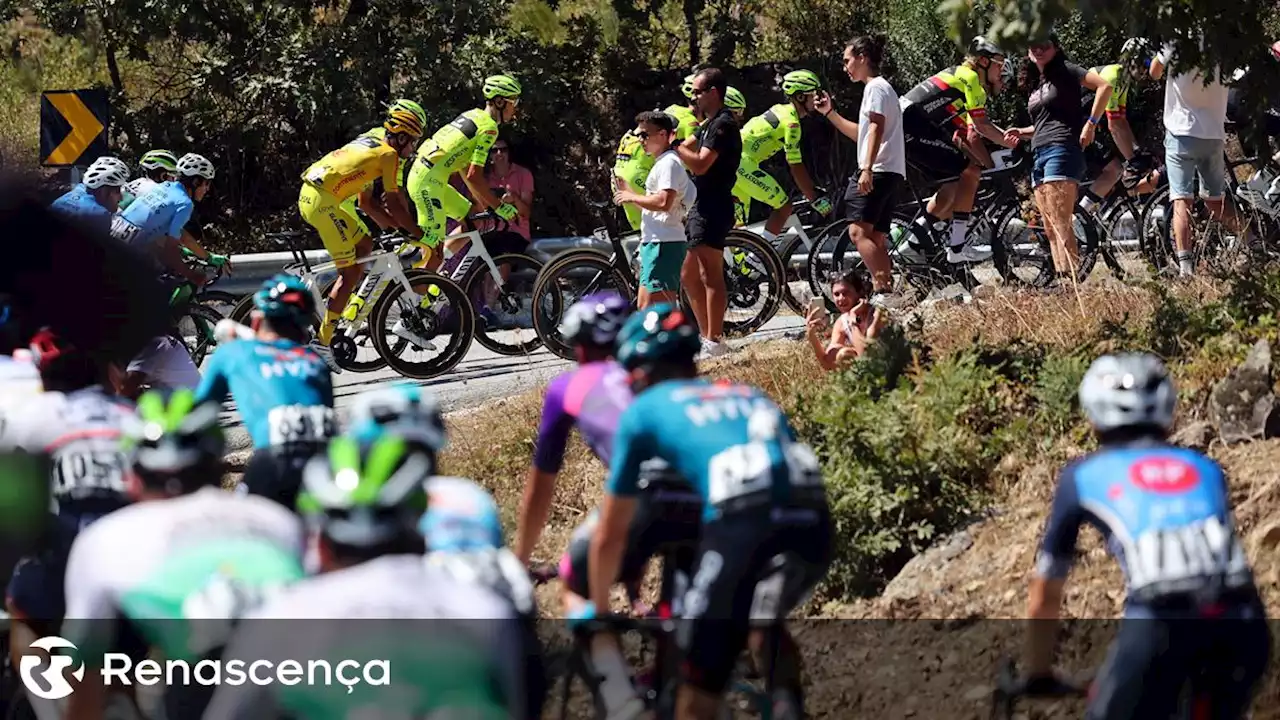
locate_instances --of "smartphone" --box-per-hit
[808,297,826,314]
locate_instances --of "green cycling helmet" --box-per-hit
[127,389,225,493]
[139,149,178,172]
[253,274,315,325]
[615,303,701,371]
[482,74,522,100]
[724,86,747,111]
[781,69,822,97]
[388,98,427,129]
[681,73,697,101]
[298,435,431,547]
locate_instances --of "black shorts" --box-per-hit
[686,208,734,251]
[677,498,833,694]
[902,105,970,182]
[240,445,323,511]
[561,476,701,598]
[844,172,903,233]
[1088,595,1269,719]
[1084,139,1122,180]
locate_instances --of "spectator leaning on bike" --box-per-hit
[806,270,886,371]
[1150,37,1250,277]
[822,33,907,309]
[1004,31,1112,283]
[614,110,697,309]
[677,66,741,358]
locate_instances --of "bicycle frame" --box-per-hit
[295,242,424,331]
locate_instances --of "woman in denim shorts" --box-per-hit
[1005,31,1113,282]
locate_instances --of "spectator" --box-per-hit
[676,67,741,358]
[821,33,907,310]
[1151,39,1249,277]
[613,111,695,308]
[478,139,535,243]
[1005,32,1112,284]
[805,271,886,371]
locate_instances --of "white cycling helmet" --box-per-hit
[83,156,130,189]
[1079,353,1176,434]
[176,153,216,180]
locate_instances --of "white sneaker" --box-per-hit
[700,339,731,358]
[307,341,343,374]
[391,319,438,352]
[870,292,908,311]
[947,244,993,264]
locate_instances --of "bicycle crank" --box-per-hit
[727,276,761,308]
[330,334,358,365]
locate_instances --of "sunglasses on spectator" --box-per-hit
[493,146,510,153]
[635,130,668,140]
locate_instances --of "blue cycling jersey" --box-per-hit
[112,180,192,253]
[194,337,334,449]
[50,185,112,233]
[421,476,504,552]
[606,378,823,521]
[1036,439,1254,615]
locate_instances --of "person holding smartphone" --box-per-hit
[805,271,886,371]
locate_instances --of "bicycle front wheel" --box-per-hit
[368,270,475,380]
[461,253,547,356]
[175,303,222,367]
[531,250,634,361]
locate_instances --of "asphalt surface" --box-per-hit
[214,313,806,453]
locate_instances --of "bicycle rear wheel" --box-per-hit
[531,250,634,361]
[175,302,222,367]
[461,253,546,356]
[776,234,808,315]
[368,270,474,380]
[804,219,854,303]
[690,229,784,338]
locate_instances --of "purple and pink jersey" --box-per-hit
[534,361,633,473]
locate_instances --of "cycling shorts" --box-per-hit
[731,156,789,226]
[902,104,970,182]
[406,161,474,248]
[298,183,368,269]
[677,499,833,694]
[614,154,654,232]
[1087,594,1269,719]
[560,479,702,599]
[239,444,324,512]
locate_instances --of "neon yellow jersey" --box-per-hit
[416,108,500,178]
[663,104,700,141]
[301,136,401,201]
[902,65,989,128]
[1091,64,1128,115]
[740,103,803,165]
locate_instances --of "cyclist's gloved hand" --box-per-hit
[567,601,597,630]
[208,253,230,269]
[495,203,520,222]
[812,197,833,217]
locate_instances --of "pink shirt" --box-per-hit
[479,163,535,240]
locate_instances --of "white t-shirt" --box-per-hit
[1158,43,1229,140]
[641,150,695,244]
[858,76,906,177]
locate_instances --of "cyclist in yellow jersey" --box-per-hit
[732,70,834,244]
[890,37,1019,263]
[341,99,430,239]
[406,74,522,270]
[300,108,424,346]
[613,74,702,231]
[1079,39,1160,213]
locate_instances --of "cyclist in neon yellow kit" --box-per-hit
[613,74,703,231]
[732,70,834,242]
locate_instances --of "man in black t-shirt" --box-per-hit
[676,67,741,357]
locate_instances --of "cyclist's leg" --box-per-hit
[406,165,448,271]
[1196,599,1270,719]
[438,178,475,257]
[732,171,752,228]
[736,157,790,238]
[299,184,368,344]
[1087,618,1188,720]
[1086,153,1124,208]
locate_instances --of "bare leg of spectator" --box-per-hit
[850,223,892,293]
[1035,181,1079,277]
[681,254,710,334]
[684,246,726,341]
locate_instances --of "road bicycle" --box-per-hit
[430,213,546,356]
[742,194,850,316]
[530,213,785,361]
[229,230,474,380]
[171,254,230,367]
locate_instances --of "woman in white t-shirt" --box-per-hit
[817,34,906,310]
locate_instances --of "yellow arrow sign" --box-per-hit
[44,92,105,166]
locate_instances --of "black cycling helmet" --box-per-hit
[126,389,226,494]
[968,35,1005,59]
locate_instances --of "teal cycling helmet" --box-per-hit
[724,86,747,112]
[253,274,315,325]
[615,303,701,371]
[298,435,431,547]
[388,99,428,129]
[483,74,522,100]
[139,150,178,172]
[681,73,697,101]
[781,69,822,97]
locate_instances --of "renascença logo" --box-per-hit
[19,636,84,700]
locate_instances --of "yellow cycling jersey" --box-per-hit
[740,103,803,165]
[903,64,989,128]
[1091,64,1129,115]
[416,108,500,178]
[301,136,401,201]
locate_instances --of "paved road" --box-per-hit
[216,313,805,452]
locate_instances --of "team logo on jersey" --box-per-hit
[19,636,84,700]
[1129,456,1201,494]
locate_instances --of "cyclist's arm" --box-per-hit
[192,350,230,406]
[357,187,397,229]
[180,229,211,260]
[463,164,506,211]
[1108,114,1137,160]
[590,411,647,611]
[971,116,1017,149]
[161,236,207,285]
[517,391,577,564]
[783,119,819,201]
[1024,468,1082,676]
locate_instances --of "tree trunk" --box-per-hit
[95,3,137,150]
[683,0,703,66]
